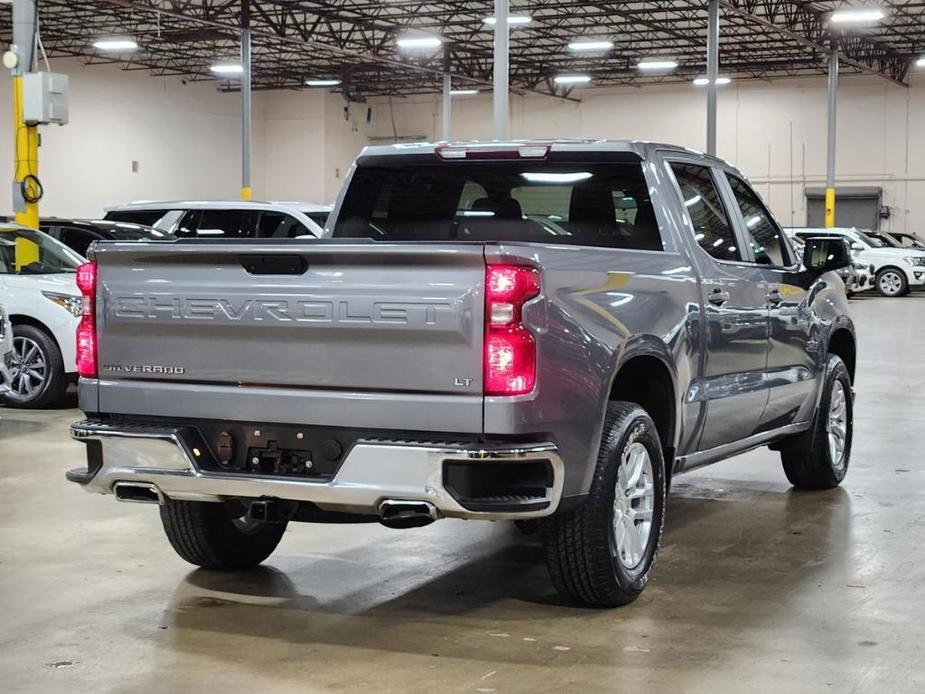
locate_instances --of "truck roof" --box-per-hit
[359,139,733,168]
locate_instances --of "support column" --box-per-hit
[241,0,252,200]
[825,50,839,228]
[493,0,509,140]
[11,0,39,228]
[442,73,452,141]
[706,0,719,156]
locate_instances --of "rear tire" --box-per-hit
[541,402,666,608]
[159,499,287,570]
[780,355,852,490]
[0,324,67,409]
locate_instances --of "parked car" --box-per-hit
[103,200,332,238]
[868,230,925,251]
[68,140,856,608]
[0,302,12,396]
[787,226,925,297]
[0,224,83,407]
[40,218,172,257]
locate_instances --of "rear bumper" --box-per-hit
[67,420,565,521]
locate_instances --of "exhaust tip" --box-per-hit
[378,500,439,529]
[113,482,164,505]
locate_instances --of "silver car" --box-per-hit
[0,303,12,395]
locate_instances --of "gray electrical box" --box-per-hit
[22,72,69,126]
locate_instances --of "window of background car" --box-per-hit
[104,209,170,227]
[0,228,83,274]
[333,160,663,250]
[57,227,101,257]
[305,212,329,230]
[726,175,790,267]
[670,163,741,262]
[258,212,307,238]
[176,210,255,238]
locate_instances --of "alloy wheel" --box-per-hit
[612,441,655,569]
[827,381,848,470]
[878,271,903,296]
[8,336,47,402]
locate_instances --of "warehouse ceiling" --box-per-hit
[1,1,923,99]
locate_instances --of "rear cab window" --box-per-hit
[332,154,664,251]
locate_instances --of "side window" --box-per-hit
[175,210,199,238]
[258,212,309,238]
[58,227,100,257]
[180,210,255,238]
[670,163,741,262]
[726,175,790,267]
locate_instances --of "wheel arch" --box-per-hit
[827,325,857,384]
[8,314,62,352]
[605,338,680,462]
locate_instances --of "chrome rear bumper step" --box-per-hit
[68,420,565,521]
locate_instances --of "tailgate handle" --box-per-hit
[239,254,307,275]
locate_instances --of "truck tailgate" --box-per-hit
[92,241,485,426]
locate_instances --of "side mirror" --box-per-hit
[851,242,864,251]
[803,237,852,275]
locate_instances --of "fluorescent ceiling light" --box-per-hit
[92,38,138,51]
[554,74,592,85]
[638,59,679,71]
[916,56,925,67]
[449,88,479,96]
[396,35,443,50]
[483,15,532,26]
[568,39,614,52]
[521,172,594,184]
[306,79,341,87]
[210,62,244,76]
[693,76,732,86]
[829,8,886,24]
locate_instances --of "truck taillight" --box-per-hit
[76,261,97,378]
[484,264,540,396]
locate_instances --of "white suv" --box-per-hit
[787,227,925,297]
[0,224,84,407]
[103,200,332,238]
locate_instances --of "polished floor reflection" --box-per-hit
[1,294,923,693]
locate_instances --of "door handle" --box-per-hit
[767,288,784,306]
[707,287,730,306]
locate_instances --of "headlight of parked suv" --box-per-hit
[42,291,83,317]
[905,256,925,267]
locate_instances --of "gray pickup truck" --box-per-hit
[68,141,856,608]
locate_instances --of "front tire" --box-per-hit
[159,499,287,570]
[541,402,666,608]
[0,324,67,408]
[875,268,908,297]
[780,355,853,489]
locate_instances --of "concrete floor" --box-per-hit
[2,294,924,693]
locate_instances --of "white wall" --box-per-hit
[364,73,925,232]
[0,59,269,217]
[0,58,922,232]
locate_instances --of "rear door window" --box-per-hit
[333,158,663,250]
[670,163,741,262]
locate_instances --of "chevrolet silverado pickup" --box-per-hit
[67,141,857,608]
